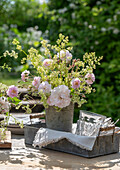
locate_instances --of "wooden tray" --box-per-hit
[24,123,120,158]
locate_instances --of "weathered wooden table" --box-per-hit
[0,134,120,170]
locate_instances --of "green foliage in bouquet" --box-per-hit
[4,34,102,111]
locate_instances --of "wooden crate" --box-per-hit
[0,130,12,149]
[24,123,120,158]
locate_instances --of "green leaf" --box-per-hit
[7,97,21,105]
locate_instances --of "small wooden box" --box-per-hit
[0,130,12,149]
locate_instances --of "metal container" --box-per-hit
[45,103,74,132]
[24,122,46,145]
[46,133,119,158]
[24,123,120,158]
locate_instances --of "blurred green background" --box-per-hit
[0,0,120,124]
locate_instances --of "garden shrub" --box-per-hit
[0,0,120,125]
[47,0,120,125]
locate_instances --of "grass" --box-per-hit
[0,78,20,86]
[0,72,21,86]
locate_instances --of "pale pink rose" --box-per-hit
[43,59,53,68]
[21,70,30,82]
[57,50,72,62]
[0,98,9,114]
[71,78,81,89]
[38,81,51,94]
[7,85,18,98]
[32,77,41,89]
[85,73,95,85]
[48,85,71,108]
[47,96,53,106]
[56,98,71,108]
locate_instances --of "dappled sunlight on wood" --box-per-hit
[0,135,119,169]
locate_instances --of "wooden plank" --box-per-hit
[10,100,44,113]
[0,143,11,148]
[30,113,45,119]
[0,130,12,149]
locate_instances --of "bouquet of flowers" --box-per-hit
[4,34,103,111]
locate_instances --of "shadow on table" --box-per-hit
[34,147,120,169]
[0,145,120,169]
[0,151,22,165]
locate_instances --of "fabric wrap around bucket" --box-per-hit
[45,103,74,132]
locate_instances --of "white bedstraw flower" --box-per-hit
[106,18,111,23]
[38,81,51,94]
[48,85,71,108]
[113,28,119,34]
[57,50,72,62]
[58,7,67,14]
[101,27,106,32]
